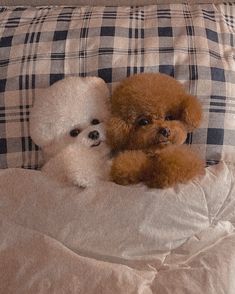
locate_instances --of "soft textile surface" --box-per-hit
[0,1,227,6]
[0,3,235,168]
[1,162,235,292]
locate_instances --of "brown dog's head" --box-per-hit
[107,73,202,152]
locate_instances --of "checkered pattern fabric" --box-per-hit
[0,3,235,169]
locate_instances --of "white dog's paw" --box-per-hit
[67,156,109,188]
[42,143,110,188]
[70,173,98,188]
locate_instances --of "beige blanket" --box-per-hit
[0,162,235,293]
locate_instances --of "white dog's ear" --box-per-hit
[87,76,110,96]
[106,117,132,151]
[29,88,53,148]
[87,76,111,112]
[88,76,106,86]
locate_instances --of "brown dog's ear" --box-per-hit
[180,94,203,132]
[106,117,132,151]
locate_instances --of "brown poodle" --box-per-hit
[106,73,205,188]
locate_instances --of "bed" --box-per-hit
[0,1,235,293]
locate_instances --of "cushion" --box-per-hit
[0,3,235,169]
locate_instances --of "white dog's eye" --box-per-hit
[70,128,81,137]
[91,119,100,125]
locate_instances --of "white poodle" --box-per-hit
[30,76,111,187]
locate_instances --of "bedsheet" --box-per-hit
[0,162,235,293]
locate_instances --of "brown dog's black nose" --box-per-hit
[159,127,171,138]
[88,130,99,140]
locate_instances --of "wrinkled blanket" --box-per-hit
[0,162,235,293]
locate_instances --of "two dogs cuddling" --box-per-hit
[30,73,205,189]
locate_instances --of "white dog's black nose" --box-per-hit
[88,130,99,140]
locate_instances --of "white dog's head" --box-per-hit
[30,76,110,160]
[30,76,111,187]
[41,124,111,188]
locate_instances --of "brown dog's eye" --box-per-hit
[91,119,100,125]
[137,117,150,126]
[70,128,81,137]
[165,115,174,121]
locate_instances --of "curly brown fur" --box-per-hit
[144,146,205,188]
[110,150,150,185]
[107,73,205,188]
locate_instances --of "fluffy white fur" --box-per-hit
[30,76,111,187]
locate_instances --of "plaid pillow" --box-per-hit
[0,3,235,169]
